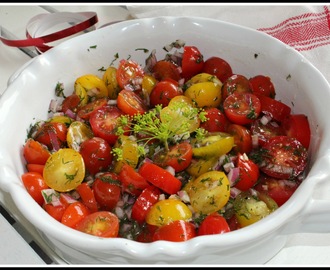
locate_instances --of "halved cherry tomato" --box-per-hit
[136,223,158,243]
[77,97,108,120]
[221,74,253,101]
[200,107,230,132]
[282,114,311,150]
[255,136,308,179]
[258,95,291,122]
[34,122,68,151]
[117,89,148,116]
[197,212,230,236]
[43,203,66,222]
[153,141,193,172]
[23,138,51,165]
[21,172,49,206]
[75,211,119,238]
[131,185,161,224]
[92,172,121,211]
[116,59,144,90]
[61,93,81,114]
[138,162,182,194]
[89,105,126,146]
[181,45,204,81]
[150,79,182,108]
[227,124,253,154]
[26,164,45,175]
[223,92,261,125]
[152,60,181,82]
[118,164,151,197]
[79,137,113,175]
[61,201,91,228]
[249,75,276,98]
[76,182,99,213]
[234,153,260,191]
[202,56,233,83]
[250,118,284,147]
[152,220,196,242]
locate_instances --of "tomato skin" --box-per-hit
[254,174,300,206]
[116,59,145,90]
[76,182,99,213]
[44,203,66,222]
[138,162,182,194]
[150,79,182,108]
[92,172,122,211]
[250,118,284,147]
[118,164,151,197]
[200,107,229,133]
[234,153,260,191]
[75,211,119,238]
[258,95,291,122]
[227,124,253,154]
[77,97,108,120]
[223,92,261,125]
[221,74,253,101]
[21,172,49,206]
[61,93,82,114]
[249,75,276,98]
[23,138,51,165]
[26,163,45,175]
[131,185,161,224]
[61,201,91,228]
[34,122,68,151]
[202,56,233,83]
[282,114,311,150]
[197,212,230,236]
[79,137,113,175]
[152,220,196,242]
[117,89,148,116]
[181,46,204,81]
[152,60,181,81]
[136,224,158,243]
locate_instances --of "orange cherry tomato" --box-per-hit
[21,172,49,206]
[117,89,148,116]
[23,138,51,165]
[26,163,45,175]
[61,201,91,228]
[44,203,66,222]
[153,220,196,242]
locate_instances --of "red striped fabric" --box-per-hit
[258,5,330,51]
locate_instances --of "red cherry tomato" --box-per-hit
[118,164,151,197]
[138,162,182,194]
[34,122,68,151]
[249,75,276,98]
[136,224,158,243]
[89,105,126,146]
[221,74,253,101]
[197,212,230,236]
[61,201,91,228]
[116,59,144,90]
[150,79,182,108]
[21,172,49,206]
[117,89,148,116]
[92,172,122,211]
[131,185,161,224]
[256,136,308,179]
[23,138,51,165]
[152,60,180,81]
[75,211,119,238]
[254,174,300,206]
[61,93,81,114]
[79,137,113,175]
[43,203,66,222]
[202,56,233,83]
[200,107,230,132]
[77,97,108,120]
[258,95,291,122]
[26,163,45,175]
[223,92,261,126]
[282,114,311,150]
[76,182,99,213]
[153,220,196,242]
[234,153,260,191]
[227,124,253,154]
[181,45,204,81]
[250,118,284,147]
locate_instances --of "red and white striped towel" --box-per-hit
[127,4,330,84]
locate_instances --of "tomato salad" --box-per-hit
[21,40,311,241]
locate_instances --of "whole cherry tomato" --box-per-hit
[202,56,233,83]
[152,60,181,81]
[181,45,204,81]
[150,79,182,108]
[153,220,196,242]
[249,75,276,98]
[197,212,230,236]
[21,172,49,206]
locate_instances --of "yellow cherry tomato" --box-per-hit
[184,78,222,108]
[74,74,108,106]
[102,66,121,99]
[146,199,192,226]
[48,115,74,127]
[66,121,94,151]
[112,135,139,174]
[43,148,85,192]
[186,171,230,214]
[186,72,222,85]
[191,133,234,158]
[185,156,219,177]
[142,74,158,95]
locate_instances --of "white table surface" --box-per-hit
[1,3,330,266]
